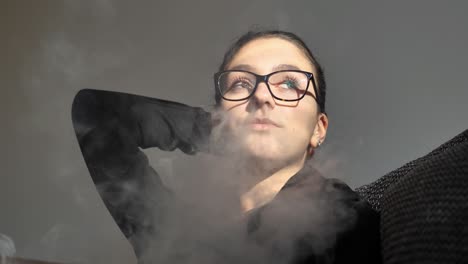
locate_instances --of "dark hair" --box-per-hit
[215,30,326,113]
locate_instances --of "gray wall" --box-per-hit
[2,0,467,263]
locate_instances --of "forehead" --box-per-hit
[226,37,315,73]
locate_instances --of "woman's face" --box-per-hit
[220,37,327,164]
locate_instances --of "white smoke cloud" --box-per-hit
[0,233,16,258]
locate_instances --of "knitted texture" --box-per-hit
[356,129,468,211]
[381,138,468,263]
[356,129,468,263]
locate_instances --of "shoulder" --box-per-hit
[284,164,382,263]
[251,166,382,263]
[321,178,382,263]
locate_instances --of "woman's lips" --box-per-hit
[247,118,280,130]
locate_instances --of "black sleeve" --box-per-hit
[71,88,211,256]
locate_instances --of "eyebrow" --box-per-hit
[272,64,302,71]
[228,63,302,72]
[228,64,255,71]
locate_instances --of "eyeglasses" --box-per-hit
[214,70,319,103]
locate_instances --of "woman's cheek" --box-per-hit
[285,125,312,152]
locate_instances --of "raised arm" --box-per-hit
[71,88,211,256]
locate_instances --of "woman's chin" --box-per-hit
[241,143,283,162]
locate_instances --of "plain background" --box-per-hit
[2,1,467,263]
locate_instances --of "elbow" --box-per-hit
[71,88,100,140]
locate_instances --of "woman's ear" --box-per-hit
[310,113,329,148]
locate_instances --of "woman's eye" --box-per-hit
[279,79,298,89]
[231,80,253,90]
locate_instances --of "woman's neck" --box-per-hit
[239,155,307,213]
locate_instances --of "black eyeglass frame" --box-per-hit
[214,70,320,104]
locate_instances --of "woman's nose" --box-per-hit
[251,82,275,106]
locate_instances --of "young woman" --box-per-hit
[72,30,381,263]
